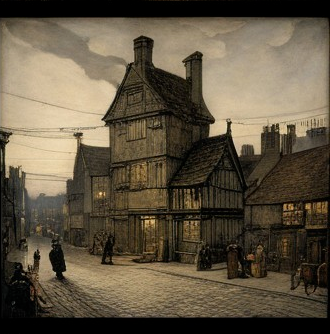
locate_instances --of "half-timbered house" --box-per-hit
[245,144,329,273]
[102,36,246,262]
[67,138,110,247]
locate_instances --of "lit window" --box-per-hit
[305,201,328,226]
[92,177,109,215]
[282,202,303,225]
[281,237,290,257]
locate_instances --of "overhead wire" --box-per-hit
[10,141,75,154]
[1,91,105,116]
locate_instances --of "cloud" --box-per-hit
[203,18,329,119]
[3,18,128,87]
[178,17,247,37]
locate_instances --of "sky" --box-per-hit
[0,17,329,198]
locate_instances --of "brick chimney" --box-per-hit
[182,51,203,106]
[133,36,154,76]
[261,124,280,155]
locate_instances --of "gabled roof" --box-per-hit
[80,144,110,176]
[246,145,329,205]
[145,67,214,123]
[170,135,228,187]
[103,64,215,124]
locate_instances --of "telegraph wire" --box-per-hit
[6,158,75,161]
[1,125,106,133]
[221,105,328,121]
[227,113,328,126]
[8,133,75,140]
[1,91,105,116]
[10,141,75,154]
[25,178,68,182]
[25,172,69,179]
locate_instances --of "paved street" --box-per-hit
[5,235,328,318]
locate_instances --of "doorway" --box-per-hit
[141,216,157,253]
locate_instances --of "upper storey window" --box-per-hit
[127,91,143,105]
[127,119,146,141]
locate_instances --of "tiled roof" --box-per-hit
[246,145,329,205]
[80,144,110,176]
[146,67,215,124]
[103,64,215,124]
[170,135,227,187]
[239,155,261,179]
[247,151,281,185]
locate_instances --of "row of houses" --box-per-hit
[65,36,329,273]
[0,162,31,256]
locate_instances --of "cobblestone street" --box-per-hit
[5,235,328,318]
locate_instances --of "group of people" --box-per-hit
[13,235,266,284]
[196,240,267,279]
[226,241,267,279]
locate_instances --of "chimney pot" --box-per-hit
[183,51,203,105]
[133,36,154,76]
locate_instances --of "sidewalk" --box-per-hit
[112,254,328,304]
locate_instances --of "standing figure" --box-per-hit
[49,242,66,280]
[197,244,207,271]
[33,249,41,273]
[226,241,239,279]
[205,243,212,269]
[101,234,115,265]
[251,243,267,278]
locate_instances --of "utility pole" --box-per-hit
[0,130,12,317]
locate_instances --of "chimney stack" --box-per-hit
[183,51,203,106]
[74,132,83,151]
[133,36,154,76]
[261,124,280,155]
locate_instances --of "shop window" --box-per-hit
[305,201,328,226]
[282,202,303,225]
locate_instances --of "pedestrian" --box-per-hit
[49,242,66,280]
[101,234,115,265]
[205,243,212,269]
[197,244,207,271]
[226,241,239,279]
[33,249,41,273]
[251,243,267,278]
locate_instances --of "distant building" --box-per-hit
[3,166,29,251]
[239,144,261,180]
[101,36,246,263]
[30,193,65,239]
[67,138,110,247]
[244,124,281,196]
[281,124,329,154]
